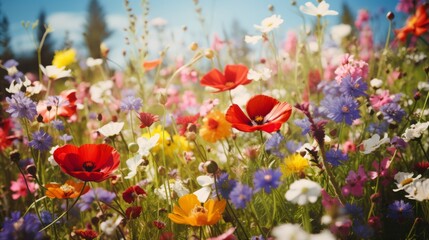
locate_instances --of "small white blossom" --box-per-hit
[193,175,214,203]
[155,179,190,201]
[97,121,124,137]
[271,223,309,240]
[247,66,272,81]
[40,65,72,80]
[370,78,383,88]
[418,81,429,91]
[285,179,322,205]
[48,145,59,167]
[244,35,263,44]
[393,172,422,192]
[254,15,283,33]
[330,24,351,45]
[361,133,390,154]
[402,122,429,142]
[125,134,160,179]
[86,57,103,67]
[300,1,338,17]
[100,216,123,235]
[90,80,113,103]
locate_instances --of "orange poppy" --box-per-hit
[53,144,120,182]
[143,59,162,71]
[37,89,77,123]
[396,5,429,42]
[45,179,90,199]
[200,64,251,92]
[168,194,226,226]
[225,94,292,133]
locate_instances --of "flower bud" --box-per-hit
[158,166,166,175]
[204,49,214,59]
[128,143,139,153]
[203,160,218,174]
[97,113,103,121]
[26,164,37,177]
[189,42,199,51]
[37,114,44,123]
[386,11,395,21]
[10,150,21,163]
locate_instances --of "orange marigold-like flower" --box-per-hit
[199,110,231,143]
[45,179,90,199]
[168,194,226,226]
[395,5,429,42]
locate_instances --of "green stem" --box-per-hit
[302,206,312,233]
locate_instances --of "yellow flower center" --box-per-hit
[60,183,75,196]
[254,115,264,124]
[341,106,349,113]
[192,205,208,215]
[225,81,235,87]
[400,178,413,186]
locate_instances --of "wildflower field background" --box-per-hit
[1,0,429,239]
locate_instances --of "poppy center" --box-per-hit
[60,183,75,196]
[192,205,208,215]
[341,106,349,113]
[82,161,96,172]
[254,115,264,124]
[208,118,219,129]
[225,81,235,87]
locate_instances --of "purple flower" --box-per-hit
[215,173,237,199]
[294,118,311,135]
[6,92,37,120]
[3,59,24,83]
[29,130,53,151]
[51,120,65,131]
[78,188,116,211]
[345,203,364,220]
[353,224,374,239]
[286,140,302,153]
[367,122,388,135]
[120,96,142,112]
[265,132,286,158]
[253,168,282,193]
[0,211,43,240]
[229,183,253,209]
[380,102,405,124]
[326,149,349,167]
[46,96,69,107]
[340,76,367,98]
[391,136,407,149]
[59,134,73,143]
[388,200,413,221]
[322,95,360,125]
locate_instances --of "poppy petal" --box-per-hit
[245,95,279,121]
[225,104,252,126]
[224,64,251,86]
[200,69,226,89]
[143,59,162,71]
[54,145,79,165]
[264,102,292,124]
[178,194,199,214]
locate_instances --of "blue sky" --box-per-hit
[2,0,401,65]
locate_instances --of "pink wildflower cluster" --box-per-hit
[334,54,369,83]
[342,165,368,197]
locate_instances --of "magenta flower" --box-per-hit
[334,54,368,83]
[10,174,38,200]
[342,165,367,197]
[368,158,395,186]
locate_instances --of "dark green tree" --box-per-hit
[0,3,13,60]
[36,10,54,66]
[83,0,111,58]
[341,3,355,28]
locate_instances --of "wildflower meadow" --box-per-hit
[1,0,429,239]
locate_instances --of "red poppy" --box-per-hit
[37,89,77,122]
[395,5,429,42]
[200,64,251,92]
[225,95,292,133]
[0,119,13,151]
[143,59,162,71]
[53,144,120,182]
[125,206,142,219]
[122,185,147,203]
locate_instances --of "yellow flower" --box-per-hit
[52,49,77,68]
[280,153,309,177]
[142,125,191,157]
[168,194,226,226]
[199,110,231,143]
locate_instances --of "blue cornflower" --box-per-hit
[318,80,342,98]
[367,122,389,135]
[325,149,349,167]
[51,120,65,131]
[344,203,364,220]
[286,140,302,153]
[29,130,53,151]
[380,102,406,124]
[120,96,142,112]
[215,173,237,199]
[387,200,413,221]
[340,76,368,98]
[265,132,286,158]
[3,59,24,83]
[46,96,69,107]
[294,118,311,135]
[391,136,408,150]
[59,134,73,143]
[78,188,116,211]
[0,211,43,240]
[229,183,253,209]
[6,92,37,120]
[353,224,374,239]
[253,168,282,193]
[322,95,360,125]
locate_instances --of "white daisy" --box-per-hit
[254,15,283,33]
[97,121,124,137]
[247,66,272,81]
[244,35,263,44]
[40,65,72,80]
[299,1,338,17]
[285,179,322,205]
[393,172,422,192]
[271,223,309,240]
[402,122,429,142]
[361,133,390,154]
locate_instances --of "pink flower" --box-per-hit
[283,31,298,57]
[387,69,401,86]
[334,54,368,83]
[207,227,236,240]
[343,140,356,154]
[321,189,341,212]
[180,67,198,84]
[369,90,392,111]
[355,9,370,30]
[199,99,219,117]
[179,91,199,113]
[368,158,395,186]
[342,165,367,197]
[358,25,374,62]
[10,174,38,200]
[396,0,421,13]
[211,34,225,52]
